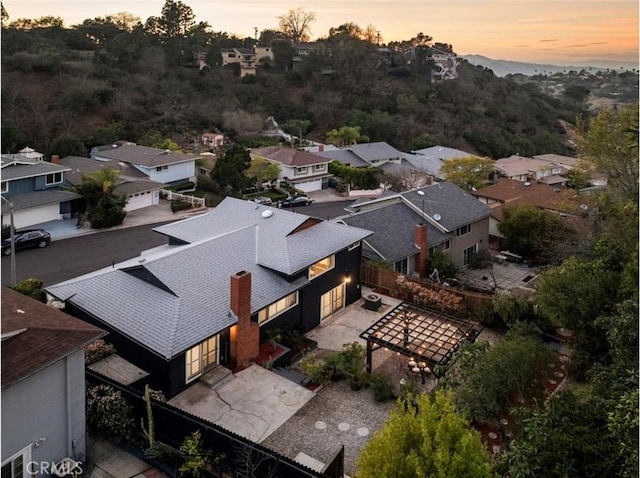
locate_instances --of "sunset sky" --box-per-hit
[4,0,638,66]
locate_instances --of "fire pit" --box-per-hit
[363,293,382,311]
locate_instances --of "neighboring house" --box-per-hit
[45,198,371,398]
[342,142,404,167]
[471,178,590,249]
[494,155,569,185]
[342,182,492,271]
[91,143,199,185]
[220,48,257,77]
[406,146,481,180]
[403,46,460,81]
[59,156,164,212]
[249,146,333,192]
[196,152,217,176]
[2,287,105,477]
[1,149,82,229]
[201,132,224,149]
[254,45,274,62]
[533,153,608,186]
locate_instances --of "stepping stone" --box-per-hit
[500,418,509,426]
[548,379,557,385]
[315,421,327,430]
[357,427,369,437]
[554,372,564,377]
[488,432,498,439]
[338,422,350,431]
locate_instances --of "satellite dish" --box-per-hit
[433,214,442,221]
[261,210,274,218]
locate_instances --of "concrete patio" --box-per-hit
[168,364,315,444]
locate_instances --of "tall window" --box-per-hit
[1,445,30,478]
[185,335,219,382]
[463,244,478,266]
[45,172,62,185]
[309,255,334,279]
[258,292,298,325]
[1,182,7,193]
[394,258,408,274]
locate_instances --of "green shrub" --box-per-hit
[171,200,192,213]
[299,354,333,385]
[86,384,135,439]
[369,373,396,402]
[11,278,46,303]
[85,339,116,365]
[179,430,213,478]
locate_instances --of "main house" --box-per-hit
[91,143,199,185]
[1,148,83,229]
[46,198,371,398]
[59,156,164,212]
[340,182,492,273]
[249,146,332,193]
[2,287,105,476]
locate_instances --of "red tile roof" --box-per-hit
[1,287,105,389]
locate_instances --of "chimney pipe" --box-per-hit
[51,155,60,164]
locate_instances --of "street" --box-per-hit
[1,201,355,287]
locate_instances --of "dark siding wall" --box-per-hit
[5,178,35,196]
[258,245,364,336]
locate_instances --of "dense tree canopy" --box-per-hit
[440,156,495,190]
[277,8,316,42]
[356,391,493,478]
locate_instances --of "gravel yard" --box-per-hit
[261,379,395,476]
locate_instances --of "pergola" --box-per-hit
[360,302,482,374]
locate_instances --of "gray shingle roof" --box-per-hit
[341,203,449,263]
[93,144,199,167]
[316,150,369,167]
[1,190,83,213]
[346,142,404,162]
[412,146,479,161]
[400,183,491,231]
[46,197,372,358]
[59,156,149,185]
[402,153,444,178]
[1,161,70,181]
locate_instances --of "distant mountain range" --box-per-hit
[462,54,638,77]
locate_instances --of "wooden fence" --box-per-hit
[360,262,494,314]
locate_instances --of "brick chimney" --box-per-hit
[51,155,60,164]
[318,144,324,152]
[414,224,429,278]
[229,271,259,369]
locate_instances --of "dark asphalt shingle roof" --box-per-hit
[341,203,449,263]
[59,156,149,185]
[1,189,83,213]
[346,142,404,162]
[1,160,70,181]
[46,198,372,359]
[316,150,369,167]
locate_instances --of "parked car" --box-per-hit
[2,229,51,255]
[278,195,313,208]
[249,196,273,205]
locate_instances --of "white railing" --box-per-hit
[160,189,205,207]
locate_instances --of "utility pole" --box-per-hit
[254,27,258,41]
[1,196,16,286]
[376,31,381,46]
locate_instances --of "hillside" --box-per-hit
[1,26,586,159]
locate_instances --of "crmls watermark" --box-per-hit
[27,460,83,476]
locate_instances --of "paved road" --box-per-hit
[1,223,170,287]
[1,201,355,288]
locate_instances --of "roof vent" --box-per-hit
[524,182,531,186]
[261,210,274,219]
[433,213,442,221]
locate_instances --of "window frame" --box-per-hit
[313,164,326,171]
[463,244,478,266]
[295,166,308,175]
[155,165,169,172]
[45,172,63,185]
[1,444,31,478]
[1,181,7,193]
[456,224,471,237]
[185,335,219,383]
[258,292,299,325]
[309,254,335,280]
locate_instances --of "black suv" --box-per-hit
[2,229,51,255]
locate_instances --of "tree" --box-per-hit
[210,145,252,194]
[446,332,555,423]
[497,204,569,262]
[2,3,9,27]
[245,157,281,189]
[326,125,364,147]
[271,38,296,72]
[74,168,127,229]
[277,8,316,42]
[563,84,590,108]
[383,168,433,192]
[12,278,46,303]
[145,0,195,41]
[440,156,495,190]
[280,119,311,145]
[356,391,492,477]
[577,104,639,201]
[46,133,86,159]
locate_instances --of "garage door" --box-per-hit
[126,191,154,211]
[12,204,60,229]
[295,179,322,193]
